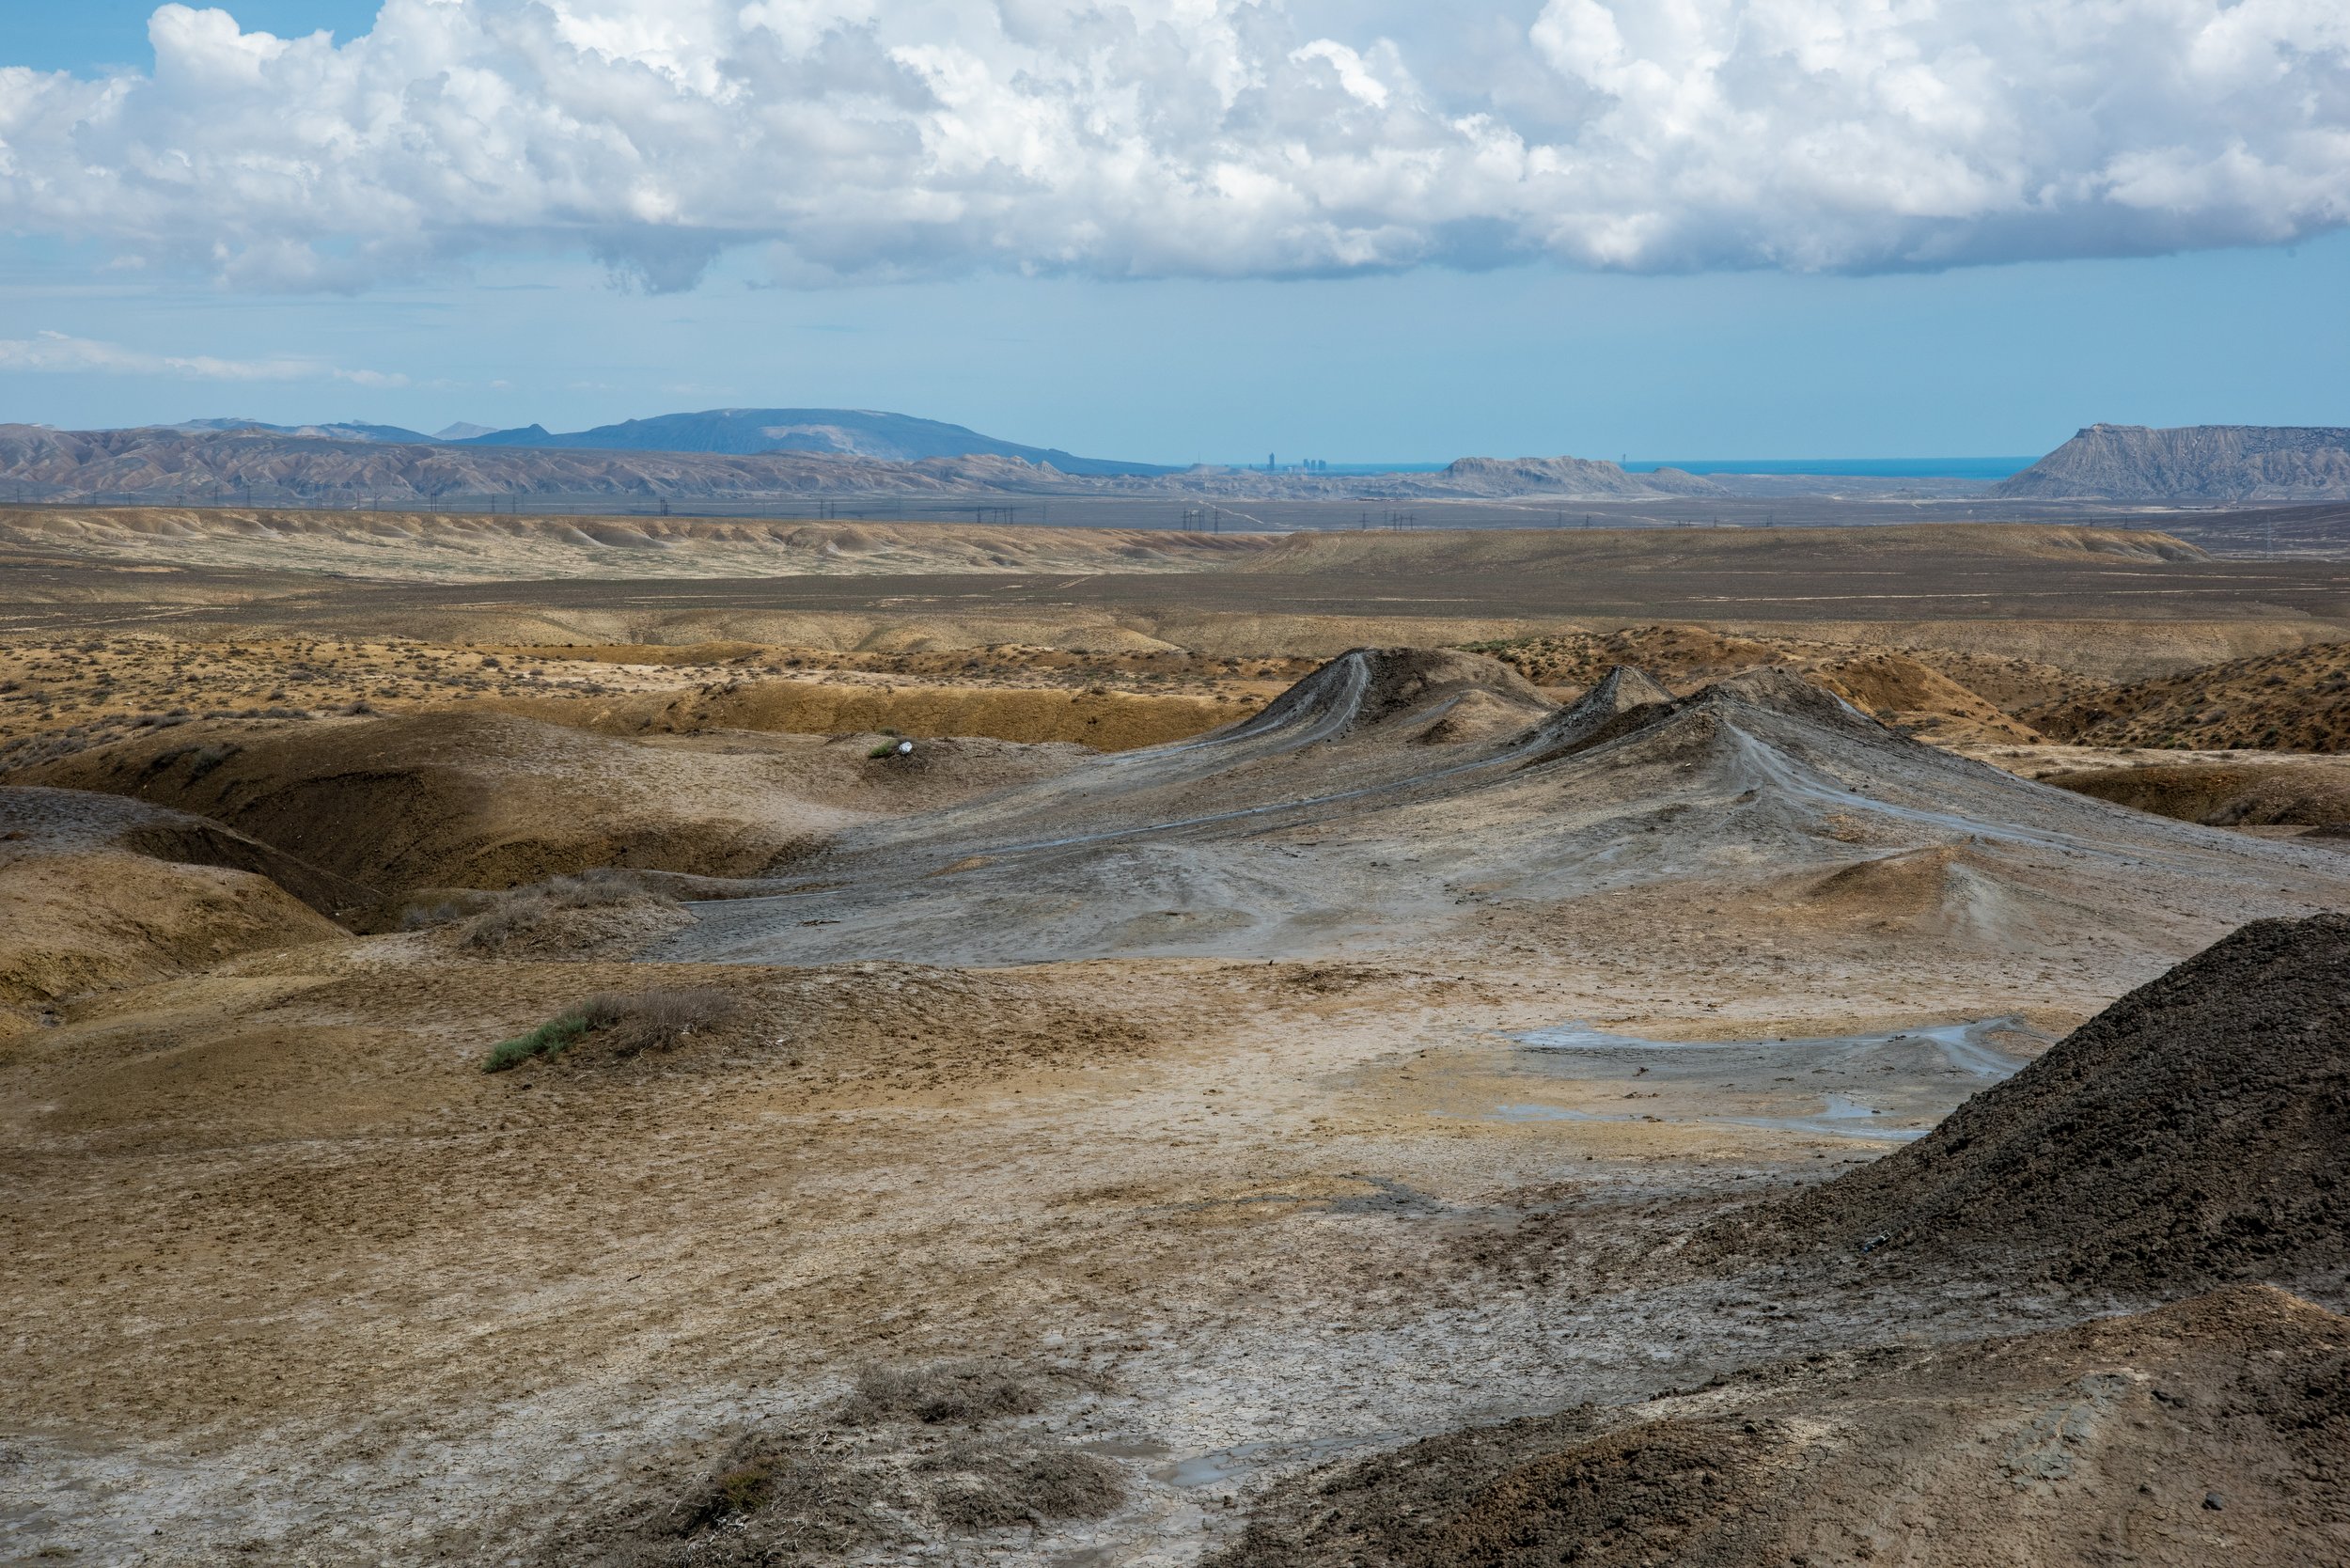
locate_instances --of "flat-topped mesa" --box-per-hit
[1217,646,1554,747]
[1997,422,2350,501]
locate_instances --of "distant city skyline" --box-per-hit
[2,3,2346,463]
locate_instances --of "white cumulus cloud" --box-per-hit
[0,0,2344,291]
[0,330,405,384]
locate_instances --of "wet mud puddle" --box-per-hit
[1473,1017,2049,1142]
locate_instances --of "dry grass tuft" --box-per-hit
[843,1360,1055,1426]
[482,986,735,1073]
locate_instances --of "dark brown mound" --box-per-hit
[1215,1285,2350,1568]
[2046,760,2350,829]
[1,786,352,1012]
[1726,914,2350,1290]
[7,711,871,893]
[2023,640,2350,751]
[1,782,371,916]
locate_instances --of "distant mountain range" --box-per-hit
[449,408,1173,477]
[154,407,1171,476]
[166,416,467,444]
[1997,425,2350,501]
[0,422,1723,505]
[25,413,2346,508]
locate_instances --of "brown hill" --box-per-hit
[2046,760,2350,829]
[0,786,348,1021]
[1999,423,2350,501]
[0,506,1279,581]
[2024,641,2350,750]
[1216,1285,2350,1568]
[1233,521,2206,574]
[1466,625,2104,717]
[1729,914,2350,1290]
[7,711,1087,895]
[1800,651,2045,744]
[494,678,1240,751]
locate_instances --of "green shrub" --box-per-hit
[481,986,735,1073]
[482,1006,597,1072]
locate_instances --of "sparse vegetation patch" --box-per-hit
[481,986,735,1073]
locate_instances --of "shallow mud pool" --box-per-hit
[1468,1016,2049,1143]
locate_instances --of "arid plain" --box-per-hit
[3,507,2347,1567]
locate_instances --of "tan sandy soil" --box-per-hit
[1466,626,2069,745]
[0,510,2208,592]
[8,518,2347,682]
[0,788,347,1029]
[488,679,1253,751]
[1463,624,2103,712]
[4,523,2349,1565]
[0,635,1290,773]
[8,711,1092,895]
[2024,639,2350,750]
[0,508,1284,581]
[2039,759,2350,828]
[0,925,2164,1565]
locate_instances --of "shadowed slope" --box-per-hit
[0,786,352,1019]
[1217,1285,2350,1568]
[1722,914,2350,1290]
[8,712,1086,895]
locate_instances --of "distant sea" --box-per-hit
[1262,457,2041,480]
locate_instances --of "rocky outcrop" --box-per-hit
[1997,423,2350,501]
[1406,456,1722,498]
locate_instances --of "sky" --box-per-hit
[1,1,2347,464]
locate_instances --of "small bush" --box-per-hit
[396,890,493,931]
[458,870,657,950]
[868,741,903,759]
[483,1008,597,1073]
[675,1439,867,1543]
[185,742,241,780]
[920,1439,1123,1529]
[482,986,734,1073]
[712,1458,780,1515]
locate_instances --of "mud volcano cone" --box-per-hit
[1736,912,2350,1291]
[1217,646,1554,745]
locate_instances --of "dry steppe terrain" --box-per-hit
[3,510,2346,1567]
